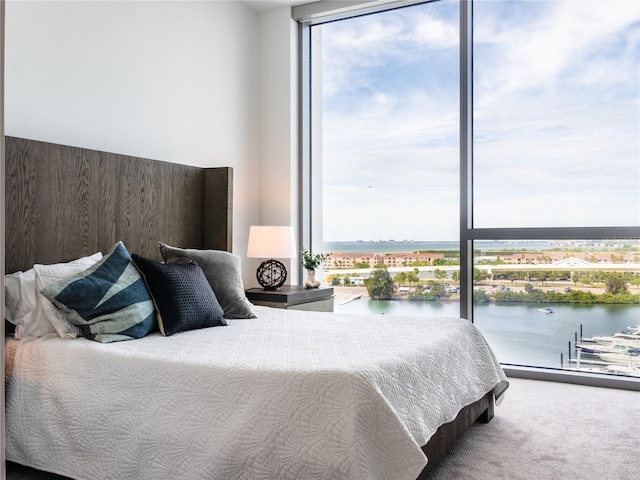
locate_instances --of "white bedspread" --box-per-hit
[6,306,508,480]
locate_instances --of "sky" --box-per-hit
[318,0,640,242]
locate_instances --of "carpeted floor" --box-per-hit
[427,378,639,480]
[6,378,639,480]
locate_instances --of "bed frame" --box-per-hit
[5,136,495,479]
[419,390,493,477]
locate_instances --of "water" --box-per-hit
[335,299,639,370]
[474,303,638,369]
[323,240,616,254]
[325,241,460,253]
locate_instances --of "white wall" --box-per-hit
[5,0,266,282]
[256,7,300,284]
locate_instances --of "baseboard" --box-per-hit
[503,365,640,391]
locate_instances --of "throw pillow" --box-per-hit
[40,242,156,343]
[158,242,256,319]
[5,252,103,339]
[34,252,104,338]
[131,254,227,336]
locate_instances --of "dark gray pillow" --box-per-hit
[158,242,256,319]
[131,254,227,336]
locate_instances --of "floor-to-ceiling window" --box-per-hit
[471,0,640,374]
[297,0,640,381]
[311,0,461,314]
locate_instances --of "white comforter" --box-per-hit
[6,306,508,480]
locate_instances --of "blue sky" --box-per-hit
[319,0,640,242]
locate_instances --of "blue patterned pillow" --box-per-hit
[131,254,227,336]
[40,242,157,343]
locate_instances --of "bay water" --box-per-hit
[323,240,612,254]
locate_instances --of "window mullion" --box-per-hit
[460,0,473,321]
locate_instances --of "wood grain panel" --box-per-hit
[203,167,233,252]
[5,138,38,269]
[5,137,232,273]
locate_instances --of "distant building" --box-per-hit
[325,252,445,269]
[499,252,637,265]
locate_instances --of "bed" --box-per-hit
[4,137,508,480]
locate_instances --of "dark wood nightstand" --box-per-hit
[245,286,334,312]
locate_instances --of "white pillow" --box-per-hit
[5,252,103,339]
[5,269,38,329]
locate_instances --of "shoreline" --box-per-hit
[330,285,640,305]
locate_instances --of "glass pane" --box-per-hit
[313,1,461,313]
[473,0,640,228]
[472,239,640,376]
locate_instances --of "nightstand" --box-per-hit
[245,286,334,312]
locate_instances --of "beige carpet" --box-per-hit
[427,378,640,480]
[7,378,639,480]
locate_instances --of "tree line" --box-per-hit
[473,287,640,305]
[356,266,640,304]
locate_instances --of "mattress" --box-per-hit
[6,306,508,480]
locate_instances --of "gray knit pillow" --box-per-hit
[158,243,256,319]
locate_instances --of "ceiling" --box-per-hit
[242,1,313,13]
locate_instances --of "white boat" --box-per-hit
[537,307,554,314]
[582,325,640,349]
[590,334,640,349]
[573,327,640,376]
[596,349,640,366]
[576,343,630,354]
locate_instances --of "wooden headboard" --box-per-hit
[5,136,232,273]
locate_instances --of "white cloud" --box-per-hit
[412,11,458,48]
[320,1,458,98]
[372,92,395,106]
[474,0,640,93]
[471,1,640,228]
[320,0,640,241]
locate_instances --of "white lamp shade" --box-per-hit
[247,226,297,259]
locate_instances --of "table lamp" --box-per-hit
[247,226,297,290]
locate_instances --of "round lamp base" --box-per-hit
[256,259,287,290]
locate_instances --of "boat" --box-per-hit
[621,326,640,335]
[595,349,640,366]
[537,307,554,314]
[587,334,640,349]
[581,325,640,349]
[576,343,630,354]
[570,326,640,377]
